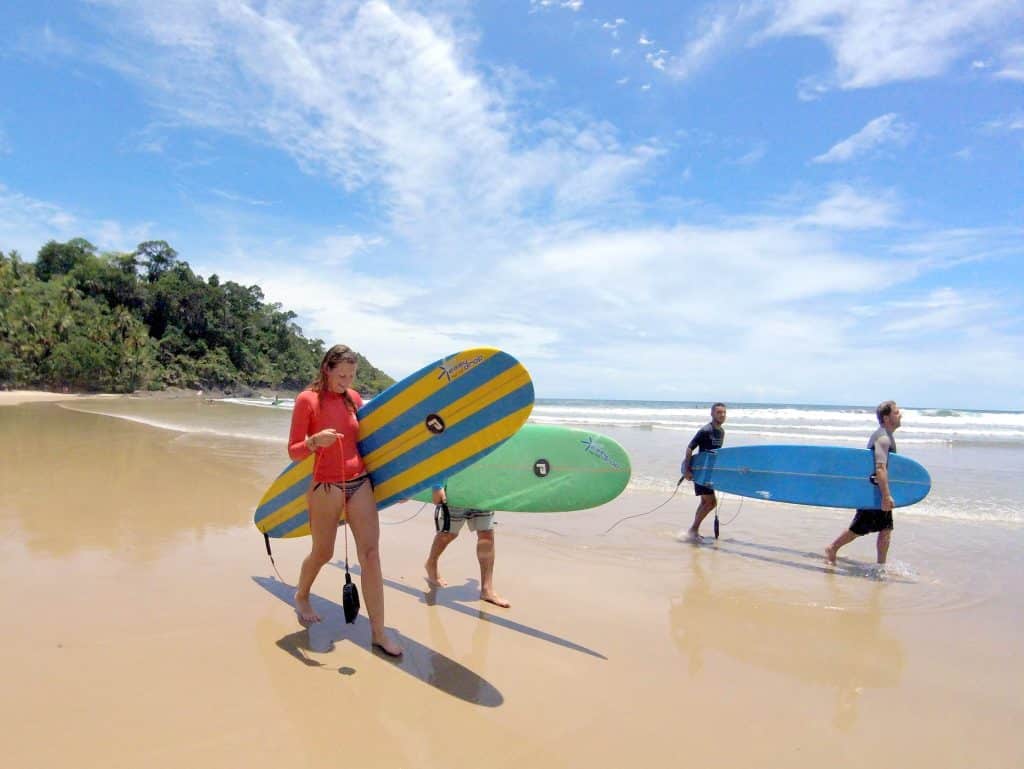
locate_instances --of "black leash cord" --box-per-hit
[602,476,685,535]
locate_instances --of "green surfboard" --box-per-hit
[413,424,631,512]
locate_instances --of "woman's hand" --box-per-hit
[307,428,342,449]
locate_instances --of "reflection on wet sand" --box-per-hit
[670,547,904,731]
[0,403,267,560]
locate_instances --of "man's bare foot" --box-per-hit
[481,591,511,608]
[295,594,321,624]
[424,561,448,588]
[372,632,403,657]
[824,545,837,565]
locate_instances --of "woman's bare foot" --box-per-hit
[481,590,510,608]
[372,631,403,657]
[295,593,321,624]
[424,561,448,588]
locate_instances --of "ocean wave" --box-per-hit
[59,404,281,443]
[221,397,294,409]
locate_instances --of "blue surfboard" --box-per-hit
[690,445,931,509]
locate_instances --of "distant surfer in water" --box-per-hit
[826,400,902,566]
[287,344,403,656]
[681,403,727,540]
[424,484,510,608]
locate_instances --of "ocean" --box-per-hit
[63,396,1024,527]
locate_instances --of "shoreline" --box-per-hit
[0,390,86,406]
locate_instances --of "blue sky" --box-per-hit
[1,1,1022,409]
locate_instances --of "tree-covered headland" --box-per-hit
[0,239,394,395]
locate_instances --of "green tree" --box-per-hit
[34,238,96,281]
[135,240,178,283]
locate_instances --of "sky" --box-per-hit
[1,0,1022,410]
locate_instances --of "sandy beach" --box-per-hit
[0,390,85,406]
[1,400,1021,769]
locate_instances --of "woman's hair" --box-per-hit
[310,344,359,412]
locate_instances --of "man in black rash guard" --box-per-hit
[681,402,727,540]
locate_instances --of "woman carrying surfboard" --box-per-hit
[287,344,403,656]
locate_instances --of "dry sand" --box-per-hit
[1,401,1021,768]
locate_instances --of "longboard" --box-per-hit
[412,424,631,512]
[254,348,534,537]
[690,445,930,509]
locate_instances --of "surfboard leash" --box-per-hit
[339,438,360,624]
[263,532,287,583]
[715,492,745,537]
[601,476,686,535]
[381,502,430,526]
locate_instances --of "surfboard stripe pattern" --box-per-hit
[254,348,534,538]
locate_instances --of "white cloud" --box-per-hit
[764,0,1020,90]
[732,142,767,166]
[646,51,667,71]
[984,113,1024,133]
[0,183,151,256]
[813,114,912,163]
[84,0,656,261]
[665,10,734,80]
[529,0,583,13]
[881,287,996,335]
[996,42,1024,81]
[801,185,899,230]
[638,34,654,46]
[210,189,274,207]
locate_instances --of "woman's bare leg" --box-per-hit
[295,486,342,623]
[345,482,403,655]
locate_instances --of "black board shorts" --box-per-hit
[694,483,715,497]
[849,509,894,535]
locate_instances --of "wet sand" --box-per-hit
[1,401,1021,768]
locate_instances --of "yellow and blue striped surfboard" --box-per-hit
[253,348,534,538]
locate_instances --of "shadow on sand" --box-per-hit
[252,576,504,706]
[331,562,607,660]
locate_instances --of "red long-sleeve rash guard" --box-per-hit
[288,389,368,482]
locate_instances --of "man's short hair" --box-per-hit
[876,400,897,424]
[711,402,727,413]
